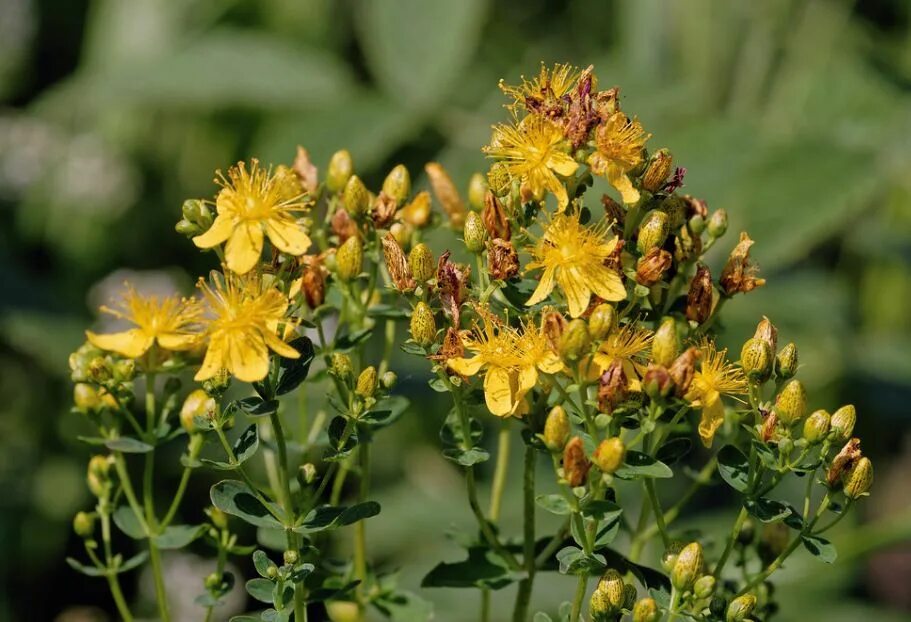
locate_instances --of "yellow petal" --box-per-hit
[266,217,311,255]
[586,265,627,303]
[483,366,515,417]
[607,164,640,205]
[195,333,227,381]
[525,266,556,307]
[225,222,264,274]
[86,329,154,358]
[192,214,234,249]
[697,396,726,447]
[263,330,300,359]
[517,365,538,397]
[546,172,571,211]
[537,351,564,375]
[557,266,591,318]
[448,356,485,377]
[547,151,580,177]
[622,360,641,392]
[226,330,269,382]
[157,332,199,351]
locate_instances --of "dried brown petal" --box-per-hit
[668,347,701,396]
[685,264,714,324]
[381,233,416,292]
[482,191,511,241]
[331,207,358,242]
[428,327,466,363]
[720,232,766,296]
[563,436,591,487]
[293,146,319,194]
[436,251,471,326]
[635,248,672,286]
[681,195,708,219]
[487,238,519,281]
[598,360,627,414]
[425,163,466,229]
[601,194,625,229]
[753,316,778,353]
[827,438,862,487]
[542,311,568,352]
[371,191,398,230]
[760,409,779,443]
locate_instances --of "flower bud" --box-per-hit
[487,161,512,197]
[381,371,398,390]
[73,511,95,538]
[753,316,778,353]
[559,318,590,362]
[381,233,415,292]
[592,437,626,474]
[543,405,570,452]
[180,389,216,433]
[175,218,201,236]
[843,456,873,499]
[671,542,704,592]
[202,368,231,398]
[330,353,353,380]
[775,342,798,379]
[88,356,112,383]
[562,436,591,487]
[400,191,432,229]
[299,463,317,485]
[726,594,756,622]
[326,601,361,622]
[637,210,670,254]
[355,366,377,398]
[283,549,300,566]
[827,438,862,487]
[803,410,830,444]
[425,162,466,229]
[668,347,700,396]
[686,264,714,324]
[694,575,716,599]
[181,198,204,223]
[410,302,436,346]
[87,455,113,497]
[593,569,626,614]
[689,213,705,235]
[463,211,487,252]
[642,364,673,398]
[382,164,411,205]
[588,304,615,341]
[326,149,353,193]
[632,597,659,622]
[774,379,807,425]
[73,383,102,412]
[642,148,673,193]
[707,209,728,238]
[623,584,638,609]
[389,222,413,248]
[336,236,363,281]
[342,175,369,216]
[208,507,229,530]
[659,195,687,229]
[652,317,679,367]
[408,243,435,283]
[487,238,519,281]
[740,338,773,383]
[661,541,685,573]
[468,173,488,210]
[830,404,856,441]
[597,360,627,414]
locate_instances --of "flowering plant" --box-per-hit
[68,63,872,622]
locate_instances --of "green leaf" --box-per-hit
[114,551,150,574]
[367,305,409,320]
[325,415,357,462]
[112,506,147,539]
[441,446,490,466]
[717,445,750,493]
[253,550,277,578]
[154,524,205,549]
[201,424,260,470]
[421,547,520,589]
[533,614,554,622]
[234,397,279,417]
[556,546,606,575]
[801,534,837,564]
[614,451,673,479]
[656,437,693,465]
[334,328,373,351]
[580,499,623,523]
[210,480,283,528]
[105,437,154,453]
[296,501,381,534]
[275,337,315,396]
[373,589,435,622]
[535,494,573,516]
[246,577,275,603]
[744,498,792,523]
[360,395,410,428]
[66,557,106,577]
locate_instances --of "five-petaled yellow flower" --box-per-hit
[87,285,203,358]
[499,62,582,113]
[591,323,653,391]
[588,111,650,205]
[685,340,748,447]
[525,211,627,318]
[195,272,299,383]
[483,116,579,211]
[193,160,311,275]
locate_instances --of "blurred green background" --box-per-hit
[2,0,911,620]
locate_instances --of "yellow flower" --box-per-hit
[591,323,653,391]
[86,285,203,358]
[588,112,650,204]
[685,340,748,447]
[498,62,582,113]
[483,116,579,211]
[195,272,299,383]
[525,211,626,318]
[193,160,311,275]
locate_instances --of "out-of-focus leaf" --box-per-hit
[801,534,837,563]
[153,524,205,549]
[210,480,283,528]
[717,445,750,493]
[421,547,520,589]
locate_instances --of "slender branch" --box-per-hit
[511,444,537,622]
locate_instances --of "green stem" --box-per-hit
[569,575,588,622]
[714,506,748,577]
[667,585,681,621]
[353,441,370,609]
[106,573,133,622]
[160,435,202,528]
[148,541,170,622]
[203,543,227,622]
[643,478,670,548]
[489,420,511,522]
[143,372,170,622]
[512,444,537,622]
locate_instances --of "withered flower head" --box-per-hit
[542,310,568,352]
[681,194,708,219]
[663,167,687,193]
[642,363,673,397]
[498,62,581,118]
[331,206,358,242]
[760,409,779,443]
[668,346,701,396]
[399,191,432,229]
[674,225,703,263]
[425,163,466,229]
[487,238,519,281]
[635,248,672,286]
[381,233,416,292]
[827,438,862,487]
[482,191,511,241]
[720,232,766,296]
[753,316,778,353]
[290,254,327,309]
[598,359,628,414]
[292,146,319,195]
[564,65,600,149]
[371,192,398,230]
[437,251,471,326]
[563,436,591,487]
[428,327,466,363]
[686,264,714,324]
[601,194,625,229]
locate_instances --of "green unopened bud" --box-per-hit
[382,164,411,205]
[707,209,728,238]
[689,213,705,235]
[266,565,279,580]
[592,437,626,474]
[593,569,626,614]
[299,463,317,485]
[87,455,113,497]
[381,371,397,390]
[180,389,216,433]
[73,511,95,538]
[623,584,637,609]
[741,338,773,383]
[410,302,436,346]
[652,317,679,367]
[487,162,512,197]
[775,342,798,379]
[283,549,300,565]
[661,541,685,573]
[694,575,716,599]
[175,218,201,236]
[181,199,207,224]
[336,236,363,281]
[205,572,222,590]
[208,507,229,530]
[632,597,659,622]
[467,172,488,211]
[88,356,112,383]
[559,318,590,361]
[726,594,756,622]
[113,359,136,382]
[202,368,231,398]
[843,456,873,499]
[588,304,616,341]
[637,210,670,253]
[327,149,353,193]
[463,211,487,252]
[803,410,831,444]
[355,366,377,398]
[330,353,353,380]
[390,222,413,248]
[342,175,369,216]
[543,405,570,452]
[408,243,435,283]
[671,542,703,591]
[830,404,856,441]
[642,148,673,193]
[774,379,807,425]
[73,383,102,412]
[659,195,687,229]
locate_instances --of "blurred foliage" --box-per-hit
[1,0,910,620]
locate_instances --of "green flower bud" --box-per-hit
[637,210,670,253]
[689,213,705,235]
[342,175,369,216]
[694,575,716,599]
[661,541,685,573]
[592,437,626,474]
[87,455,113,497]
[113,359,136,382]
[775,342,798,379]
[180,389,216,433]
[594,569,626,614]
[381,371,398,390]
[487,162,512,197]
[671,542,704,592]
[741,338,773,383]
[632,597,659,622]
[330,353,353,380]
[623,584,638,609]
[543,405,570,452]
[382,164,411,205]
[208,507,229,530]
[652,317,679,367]
[803,410,831,444]
[88,356,112,383]
[355,366,377,398]
[830,405,856,441]
[843,456,873,499]
[283,549,300,565]
[463,211,487,253]
[390,222,413,248]
[327,149,353,193]
[175,218,201,236]
[774,379,807,425]
[707,209,728,238]
[408,243,435,283]
[336,236,363,281]
[73,383,102,412]
[299,463,317,485]
[204,572,222,590]
[73,511,95,538]
[588,304,616,341]
[726,594,756,622]
[642,148,673,193]
[559,318,590,361]
[659,195,687,229]
[467,172,488,211]
[410,302,436,346]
